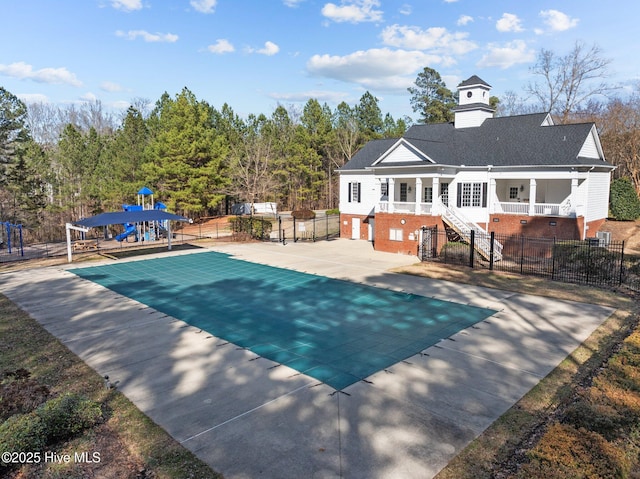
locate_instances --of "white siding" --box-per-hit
[585,171,611,222]
[454,110,492,129]
[379,144,424,163]
[578,133,600,159]
[339,172,377,215]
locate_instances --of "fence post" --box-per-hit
[489,231,495,271]
[552,237,556,280]
[313,216,316,242]
[278,216,282,243]
[619,241,625,286]
[469,229,475,268]
[325,214,329,240]
[434,224,438,258]
[293,217,297,242]
[520,235,525,275]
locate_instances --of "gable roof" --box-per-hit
[340,112,612,171]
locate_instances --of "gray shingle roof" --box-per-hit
[340,113,611,171]
[458,75,491,88]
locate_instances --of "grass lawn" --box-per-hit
[0,292,222,478]
[391,261,640,478]
[1,244,639,478]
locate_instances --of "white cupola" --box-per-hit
[453,75,495,128]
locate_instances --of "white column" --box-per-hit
[432,177,440,215]
[388,178,395,213]
[415,177,422,215]
[528,179,537,216]
[571,177,579,216]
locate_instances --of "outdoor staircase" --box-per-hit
[441,204,503,261]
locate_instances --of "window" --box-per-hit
[509,187,518,200]
[380,180,388,198]
[400,183,408,202]
[389,228,403,241]
[440,183,449,206]
[457,182,487,208]
[423,186,433,203]
[348,182,361,203]
[472,183,482,206]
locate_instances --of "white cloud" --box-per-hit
[115,30,179,42]
[477,40,535,69]
[111,0,142,11]
[399,4,412,15]
[539,9,579,32]
[283,0,304,6]
[80,92,98,102]
[381,24,477,56]
[0,61,82,86]
[208,39,235,54]
[496,13,523,32]
[249,41,280,56]
[100,81,124,92]
[260,41,280,55]
[457,15,473,26]
[321,0,383,24]
[307,48,443,91]
[190,0,217,14]
[18,93,49,104]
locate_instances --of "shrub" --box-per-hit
[0,413,46,467]
[440,241,469,265]
[610,177,640,220]
[36,393,103,443]
[291,209,316,220]
[325,208,340,215]
[229,216,272,240]
[553,241,620,283]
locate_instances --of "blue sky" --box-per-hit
[1,0,638,121]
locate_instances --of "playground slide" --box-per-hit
[115,224,137,242]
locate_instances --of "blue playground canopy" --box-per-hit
[73,210,189,228]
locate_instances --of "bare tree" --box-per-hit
[526,41,615,123]
[598,87,640,194]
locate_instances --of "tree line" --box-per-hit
[1,41,639,242]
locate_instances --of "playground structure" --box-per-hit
[0,221,24,257]
[65,187,190,262]
[115,187,169,243]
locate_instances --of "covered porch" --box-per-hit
[376,176,583,218]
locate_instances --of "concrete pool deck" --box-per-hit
[0,239,616,478]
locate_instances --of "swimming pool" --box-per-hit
[72,251,497,390]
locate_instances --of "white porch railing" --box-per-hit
[496,202,529,214]
[392,201,415,212]
[496,202,574,217]
[377,201,433,213]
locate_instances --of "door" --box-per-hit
[351,218,361,239]
[368,218,374,242]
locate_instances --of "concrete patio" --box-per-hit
[0,239,615,478]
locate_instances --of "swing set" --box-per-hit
[0,222,24,257]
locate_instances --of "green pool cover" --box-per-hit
[72,251,496,390]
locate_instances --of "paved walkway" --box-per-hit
[0,239,615,478]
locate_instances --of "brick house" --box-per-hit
[338,75,615,256]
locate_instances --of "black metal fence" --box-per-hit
[229,214,340,243]
[0,214,342,263]
[420,226,640,291]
